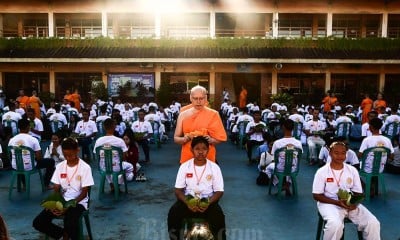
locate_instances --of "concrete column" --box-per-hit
[0,72,3,87]
[312,14,319,37]
[48,12,54,37]
[265,14,271,37]
[379,73,385,93]
[210,10,216,39]
[49,70,55,93]
[209,71,216,107]
[102,72,108,87]
[272,70,278,94]
[155,70,161,91]
[272,12,279,38]
[155,12,161,39]
[325,71,331,92]
[0,14,4,37]
[382,12,388,38]
[101,11,107,37]
[327,12,333,37]
[18,17,23,37]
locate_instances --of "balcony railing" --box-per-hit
[165,26,209,38]
[388,27,400,38]
[216,29,267,37]
[117,26,155,38]
[23,26,48,37]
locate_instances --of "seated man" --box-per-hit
[9,118,54,189]
[245,110,266,164]
[33,137,94,240]
[304,108,326,165]
[93,118,134,192]
[168,136,226,240]
[312,141,380,240]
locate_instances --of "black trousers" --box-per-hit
[78,137,92,161]
[167,200,226,240]
[246,140,263,162]
[137,139,150,161]
[33,204,85,240]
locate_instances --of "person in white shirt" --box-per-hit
[93,118,134,192]
[265,119,303,196]
[33,137,94,240]
[2,102,22,136]
[131,109,153,163]
[9,118,55,188]
[313,141,380,240]
[381,106,400,137]
[120,103,134,122]
[26,108,44,141]
[48,104,68,133]
[74,109,98,162]
[15,101,26,117]
[43,132,65,165]
[304,108,326,165]
[167,136,226,240]
[113,98,125,112]
[245,111,266,164]
[361,111,379,139]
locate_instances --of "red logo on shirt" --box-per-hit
[61,173,67,178]
[186,173,193,178]
[326,178,334,182]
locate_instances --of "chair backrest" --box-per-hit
[273,145,302,175]
[292,122,303,140]
[3,119,19,136]
[383,121,399,139]
[8,145,36,171]
[336,122,352,138]
[261,112,269,124]
[95,145,124,174]
[238,121,249,136]
[96,121,106,138]
[50,120,64,133]
[132,111,138,122]
[150,120,160,135]
[360,146,391,175]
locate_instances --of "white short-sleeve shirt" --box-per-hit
[51,159,94,209]
[312,163,363,200]
[74,120,98,136]
[93,136,128,172]
[359,135,394,173]
[271,137,303,173]
[175,159,224,199]
[131,120,153,134]
[9,133,41,170]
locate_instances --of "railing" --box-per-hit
[388,27,400,38]
[23,26,48,37]
[118,26,155,38]
[2,29,18,37]
[216,29,267,37]
[165,26,210,38]
[332,27,360,38]
[71,26,102,38]
[278,27,313,38]
[365,27,381,37]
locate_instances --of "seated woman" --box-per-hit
[167,136,226,240]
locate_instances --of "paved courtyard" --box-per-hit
[0,137,399,240]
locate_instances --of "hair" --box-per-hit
[27,108,35,114]
[103,118,115,131]
[61,137,79,150]
[369,117,383,131]
[282,119,294,131]
[191,136,209,149]
[123,129,136,147]
[81,108,90,114]
[190,85,208,96]
[17,118,30,131]
[138,108,146,114]
[52,130,64,140]
[54,103,61,112]
[0,214,10,240]
[100,104,108,114]
[368,110,378,118]
[252,110,261,116]
[186,224,214,240]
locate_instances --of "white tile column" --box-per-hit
[101,11,108,37]
[210,10,216,39]
[379,73,385,93]
[382,12,388,38]
[49,70,55,93]
[272,12,279,38]
[48,12,54,37]
[272,70,278,94]
[155,70,161,91]
[155,12,161,39]
[327,12,333,37]
[325,71,331,92]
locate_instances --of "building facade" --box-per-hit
[0,0,400,108]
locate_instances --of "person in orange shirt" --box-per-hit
[322,90,337,114]
[174,85,227,164]
[373,92,387,114]
[16,89,29,111]
[28,90,43,119]
[360,93,373,124]
[70,89,81,112]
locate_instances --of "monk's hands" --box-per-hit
[204,135,216,144]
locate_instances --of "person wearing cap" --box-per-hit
[345,105,356,121]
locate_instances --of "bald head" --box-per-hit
[190,85,207,96]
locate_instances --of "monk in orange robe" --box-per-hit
[28,90,43,119]
[360,93,373,124]
[322,91,337,113]
[70,89,81,112]
[174,85,227,164]
[239,86,247,108]
[373,92,387,114]
[16,89,30,110]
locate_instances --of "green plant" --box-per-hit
[156,79,173,107]
[38,91,55,107]
[91,80,108,100]
[270,93,294,109]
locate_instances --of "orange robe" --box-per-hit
[180,107,227,163]
[239,89,247,108]
[70,93,81,112]
[373,99,387,114]
[322,96,337,112]
[361,97,373,124]
[28,96,41,119]
[16,96,30,110]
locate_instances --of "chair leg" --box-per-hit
[38,170,46,192]
[98,175,106,200]
[123,174,128,194]
[8,173,17,200]
[113,174,119,200]
[25,173,31,199]
[379,175,387,201]
[316,214,324,240]
[84,214,93,240]
[291,177,298,197]
[276,176,284,199]
[364,176,372,201]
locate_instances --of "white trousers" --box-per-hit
[318,202,380,240]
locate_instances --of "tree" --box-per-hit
[156,79,173,107]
